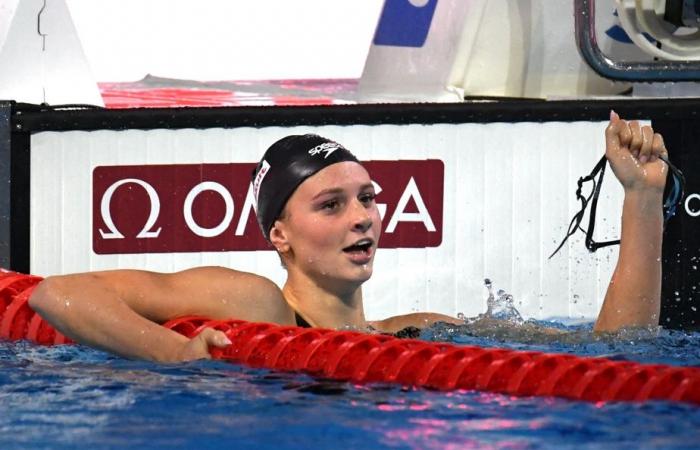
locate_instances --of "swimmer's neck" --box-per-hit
[282,273,367,330]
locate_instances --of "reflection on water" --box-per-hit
[424,319,700,366]
[2,287,700,448]
[2,322,700,449]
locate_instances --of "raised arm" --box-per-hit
[29,267,294,361]
[594,112,667,332]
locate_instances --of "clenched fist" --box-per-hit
[605,110,669,193]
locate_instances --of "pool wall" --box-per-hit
[2,100,698,328]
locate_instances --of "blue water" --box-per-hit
[2,321,700,450]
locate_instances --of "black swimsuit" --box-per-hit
[295,312,312,328]
[293,311,420,338]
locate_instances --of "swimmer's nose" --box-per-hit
[350,200,373,233]
[353,216,372,233]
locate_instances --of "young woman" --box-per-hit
[28,112,669,362]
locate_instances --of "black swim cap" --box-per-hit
[252,134,360,240]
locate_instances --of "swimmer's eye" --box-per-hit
[320,199,341,211]
[359,192,376,205]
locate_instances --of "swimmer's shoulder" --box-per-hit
[173,266,295,325]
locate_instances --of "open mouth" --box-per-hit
[342,238,373,255]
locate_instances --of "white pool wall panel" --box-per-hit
[30,121,622,321]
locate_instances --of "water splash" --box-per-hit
[421,278,694,363]
[483,278,524,324]
[425,278,573,346]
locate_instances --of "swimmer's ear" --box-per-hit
[269,220,290,254]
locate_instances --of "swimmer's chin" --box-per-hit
[356,262,375,279]
[340,264,374,285]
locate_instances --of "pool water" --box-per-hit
[2,321,700,450]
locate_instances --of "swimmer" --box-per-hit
[28,112,669,361]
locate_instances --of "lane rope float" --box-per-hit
[1,270,698,405]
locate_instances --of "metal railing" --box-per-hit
[574,0,700,81]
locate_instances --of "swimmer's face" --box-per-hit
[270,161,381,287]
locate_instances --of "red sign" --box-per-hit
[92,160,443,254]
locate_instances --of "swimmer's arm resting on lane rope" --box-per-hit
[29,267,295,362]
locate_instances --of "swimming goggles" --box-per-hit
[549,154,685,258]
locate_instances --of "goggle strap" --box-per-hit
[550,154,684,258]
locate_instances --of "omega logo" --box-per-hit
[372,178,435,233]
[99,178,162,239]
[98,177,437,240]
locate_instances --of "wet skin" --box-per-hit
[271,161,383,296]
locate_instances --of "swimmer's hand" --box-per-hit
[606,110,668,192]
[178,328,232,361]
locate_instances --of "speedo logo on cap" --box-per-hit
[252,160,271,205]
[308,142,343,159]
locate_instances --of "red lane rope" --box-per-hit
[0,271,72,345]
[1,270,699,405]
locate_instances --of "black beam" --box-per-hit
[12,98,700,133]
[9,129,29,274]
